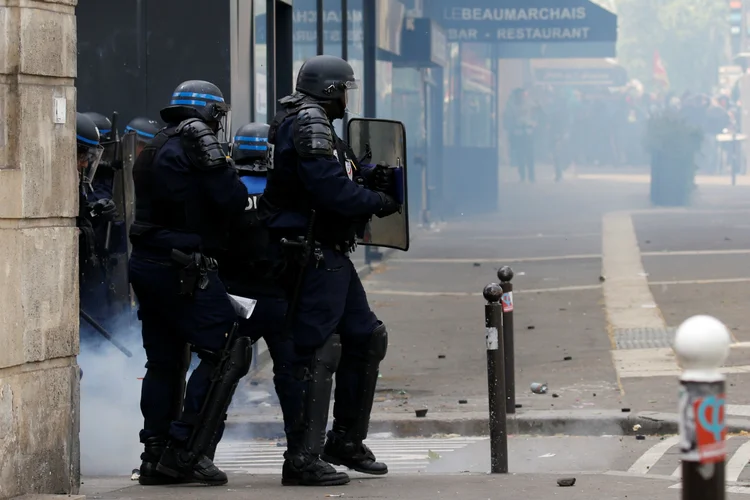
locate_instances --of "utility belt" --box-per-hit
[169,249,218,297]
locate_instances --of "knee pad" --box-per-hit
[368,322,388,361]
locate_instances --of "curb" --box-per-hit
[224,409,750,439]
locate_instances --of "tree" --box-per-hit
[616,0,730,94]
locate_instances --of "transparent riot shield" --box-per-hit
[348,118,410,251]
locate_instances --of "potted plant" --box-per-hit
[645,109,703,206]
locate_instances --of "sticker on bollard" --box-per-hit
[486,327,499,350]
[501,292,514,313]
[679,382,726,464]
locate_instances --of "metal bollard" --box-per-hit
[497,266,516,414]
[483,283,508,474]
[674,315,731,500]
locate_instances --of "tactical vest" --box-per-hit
[130,119,215,242]
[260,94,365,244]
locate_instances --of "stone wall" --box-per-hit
[0,0,80,498]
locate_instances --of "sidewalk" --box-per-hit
[81,472,703,500]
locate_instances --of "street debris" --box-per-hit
[539,453,556,458]
[473,262,481,267]
[458,399,468,404]
[636,435,646,440]
[527,325,536,330]
[530,382,548,394]
[130,469,140,481]
[515,403,523,409]
[415,408,428,418]
[599,275,606,282]
[427,450,441,460]
[325,495,345,498]
[557,478,576,487]
[621,408,631,412]
[438,354,446,359]
[552,393,559,398]
[632,424,642,431]
[563,356,572,361]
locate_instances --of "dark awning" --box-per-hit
[427,0,618,59]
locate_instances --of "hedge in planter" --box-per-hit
[645,110,703,206]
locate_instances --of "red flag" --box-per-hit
[653,49,670,89]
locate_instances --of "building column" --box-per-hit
[0,0,81,498]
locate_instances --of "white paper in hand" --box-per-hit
[228,294,258,319]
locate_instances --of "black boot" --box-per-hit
[281,450,350,486]
[322,430,388,475]
[138,437,189,486]
[156,442,228,486]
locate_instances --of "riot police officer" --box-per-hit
[217,122,296,457]
[77,112,117,347]
[125,117,163,157]
[128,80,251,486]
[82,112,119,202]
[258,55,399,486]
[77,112,106,267]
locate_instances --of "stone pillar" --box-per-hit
[0,1,80,498]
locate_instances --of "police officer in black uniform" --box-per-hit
[82,112,119,204]
[128,80,251,486]
[77,112,117,347]
[259,55,400,486]
[216,122,296,453]
[77,112,106,273]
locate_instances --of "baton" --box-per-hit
[80,309,133,357]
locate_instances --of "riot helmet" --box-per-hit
[296,55,361,119]
[76,112,104,193]
[125,116,162,156]
[160,80,231,142]
[231,122,270,173]
[82,111,113,142]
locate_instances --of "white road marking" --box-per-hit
[727,440,750,482]
[651,277,750,286]
[729,405,750,417]
[418,232,601,241]
[362,285,603,297]
[642,249,750,257]
[602,211,665,331]
[669,483,750,494]
[389,254,600,264]
[627,435,681,475]
[214,437,485,475]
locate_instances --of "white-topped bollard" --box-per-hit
[674,315,731,500]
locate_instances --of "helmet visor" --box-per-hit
[345,79,362,116]
[217,109,232,147]
[81,144,104,191]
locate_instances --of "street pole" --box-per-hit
[497,266,515,414]
[674,315,731,500]
[483,283,508,474]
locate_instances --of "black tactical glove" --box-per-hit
[375,191,399,218]
[370,163,394,193]
[89,198,118,221]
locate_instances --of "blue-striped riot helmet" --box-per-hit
[125,116,162,154]
[76,112,104,192]
[231,122,270,174]
[160,80,230,138]
[82,111,113,142]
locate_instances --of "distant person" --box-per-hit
[504,88,537,182]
